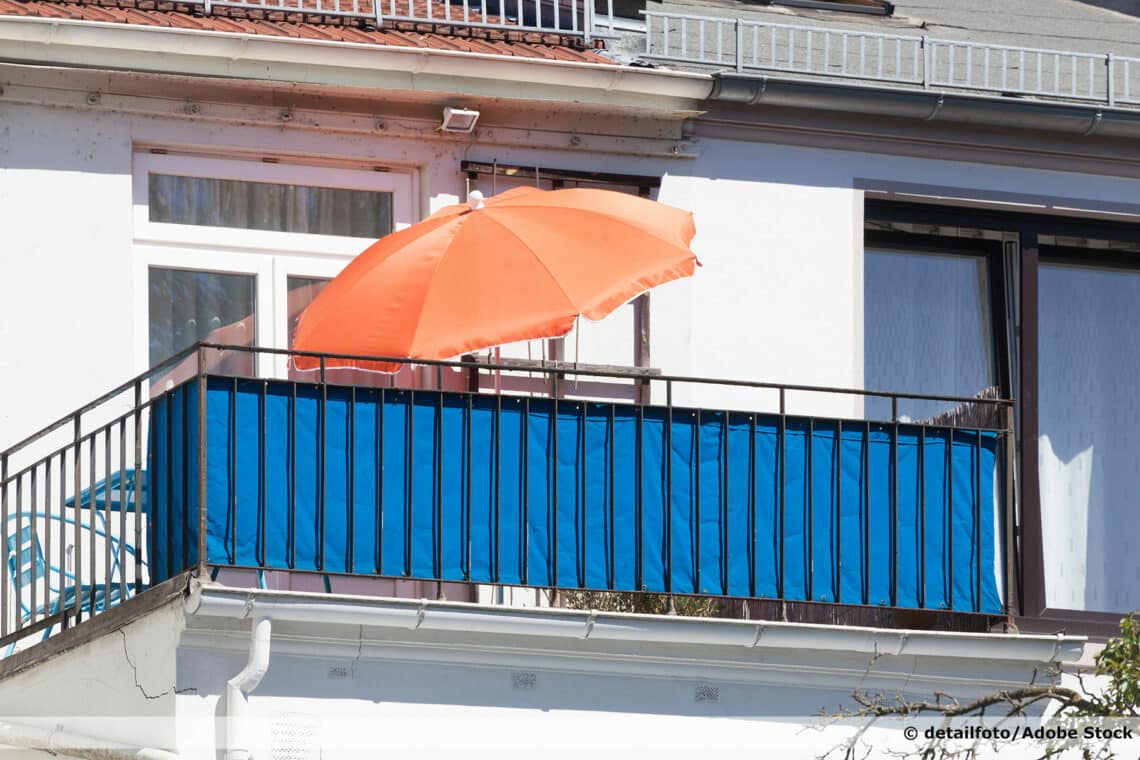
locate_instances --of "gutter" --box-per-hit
[187,584,1086,665]
[0,721,179,760]
[708,74,1140,139]
[0,15,711,110]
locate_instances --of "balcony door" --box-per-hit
[132,151,414,384]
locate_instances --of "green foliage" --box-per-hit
[1082,612,1140,718]
[560,590,723,618]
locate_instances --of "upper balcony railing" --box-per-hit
[643,12,1140,109]
[175,0,619,42]
[0,344,1014,656]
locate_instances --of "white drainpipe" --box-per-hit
[225,617,272,760]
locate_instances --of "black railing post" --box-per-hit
[319,357,327,575]
[777,387,785,601]
[71,413,81,627]
[133,380,143,595]
[665,379,673,596]
[197,345,209,579]
[890,396,898,608]
[1004,404,1018,619]
[1,452,8,639]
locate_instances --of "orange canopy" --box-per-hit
[293,186,698,371]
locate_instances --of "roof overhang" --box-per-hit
[0,14,711,116]
[184,582,1087,696]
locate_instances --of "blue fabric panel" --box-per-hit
[583,404,611,590]
[205,380,232,569]
[922,428,950,610]
[696,412,724,595]
[838,426,866,604]
[669,409,696,594]
[439,395,467,581]
[320,388,349,574]
[554,402,583,588]
[379,389,409,577]
[263,384,292,570]
[410,395,439,579]
[148,382,199,583]
[640,410,666,592]
[231,381,263,568]
[495,397,525,585]
[783,420,808,601]
[752,418,779,599]
[866,424,894,606]
[524,399,551,586]
[979,433,1002,614]
[724,414,754,598]
[349,389,379,575]
[810,422,838,603]
[147,391,170,581]
[147,378,1005,613]
[895,427,920,609]
[951,430,1002,614]
[467,395,496,583]
[610,408,638,591]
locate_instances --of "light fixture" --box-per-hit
[440,106,480,134]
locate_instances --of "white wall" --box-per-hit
[0,105,134,451]
[9,95,1140,449]
[655,137,1140,415]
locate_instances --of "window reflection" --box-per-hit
[148,267,256,384]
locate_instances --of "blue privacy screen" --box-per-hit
[149,377,1002,613]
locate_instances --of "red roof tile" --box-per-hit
[0,0,611,62]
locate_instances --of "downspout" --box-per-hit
[225,617,272,760]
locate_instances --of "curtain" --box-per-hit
[1039,261,1140,613]
[149,174,393,238]
[864,248,995,422]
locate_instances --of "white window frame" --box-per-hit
[132,152,418,377]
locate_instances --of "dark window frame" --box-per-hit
[866,199,1140,639]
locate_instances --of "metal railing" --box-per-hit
[0,343,1015,655]
[643,12,1140,108]
[190,0,616,41]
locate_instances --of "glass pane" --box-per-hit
[1039,260,1140,613]
[864,248,996,422]
[149,268,256,376]
[287,276,330,349]
[149,174,393,237]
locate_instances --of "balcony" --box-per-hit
[639,12,1140,111]
[0,344,1012,656]
[160,0,623,43]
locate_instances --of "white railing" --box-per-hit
[196,0,617,41]
[643,12,1140,108]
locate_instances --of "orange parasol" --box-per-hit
[293,186,698,371]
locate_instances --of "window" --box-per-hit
[866,200,1140,633]
[133,152,415,378]
[286,276,331,349]
[149,267,256,373]
[864,245,998,421]
[1038,255,1140,614]
[149,174,393,237]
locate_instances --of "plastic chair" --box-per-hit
[4,524,123,655]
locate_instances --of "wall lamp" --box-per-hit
[441,106,480,133]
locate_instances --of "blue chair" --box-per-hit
[5,524,122,655]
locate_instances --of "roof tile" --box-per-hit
[0,0,611,62]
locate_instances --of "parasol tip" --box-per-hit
[467,189,485,210]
